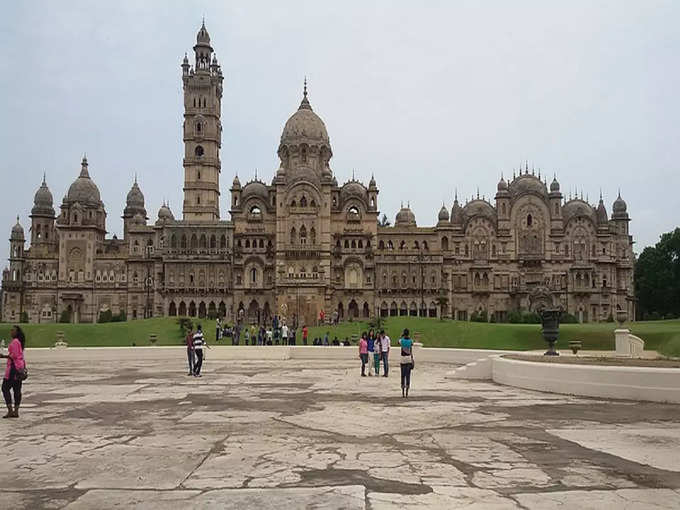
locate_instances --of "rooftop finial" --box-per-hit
[298,77,312,110]
[304,76,307,98]
[454,188,458,201]
[255,168,258,180]
[476,187,480,199]
[202,15,205,28]
[134,172,137,184]
[42,171,46,185]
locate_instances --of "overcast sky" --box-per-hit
[1,1,678,253]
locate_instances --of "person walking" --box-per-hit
[185,328,194,375]
[1,325,26,418]
[399,329,415,397]
[380,329,391,377]
[358,333,369,377]
[192,325,206,377]
[281,323,289,345]
[215,317,222,342]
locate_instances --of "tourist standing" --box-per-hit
[215,318,221,342]
[281,322,289,345]
[373,338,381,376]
[185,328,194,375]
[1,326,26,418]
[358,333,368,377]
[302,325,308,346]
[366,329,376,376]
[380,329,391,377]
[399,329,415,397]
[244,327,250,346]
[193,326,205,377]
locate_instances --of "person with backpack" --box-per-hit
[399,328,415,397]
[192,325,206,377]
[1,325,26,418]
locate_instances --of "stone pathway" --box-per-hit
[1,359,679,509]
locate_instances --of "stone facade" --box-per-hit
[1,24,635,325]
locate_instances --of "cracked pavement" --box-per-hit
[1,358,680,509]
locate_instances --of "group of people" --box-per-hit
[215,317,302,346]
[358,328,415,397]
[1,325,26,418]
[185,325,207,377]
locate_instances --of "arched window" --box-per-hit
[441,237,449,251]
[196,122,202,133]
[290,200,297,207]
[195,145,204,157]
[210,235,216,249]
[245,239,251,248]
[358,239,363,249]
[300,225,307,245]
[190,234,197,249]
[250,205,261,215]
[414,241,420,249]
[290,227,296,245]
[171,234,177,248]
[197,195,201,205]
[200,235,207,248]
[300,196,307,207]
[351,240,356,249]
[220,235,226,248]
[379,240,385,250]
[344,240,349,248]
[251,267,257,284]
[310,227,316,245]
[310,199,316,207]
[181,234,187,248]
[527,214,533,227]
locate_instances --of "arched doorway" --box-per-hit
[178,301,187,316]
[168,302,177,316]
[208,301,217,318]
[380,302,388,317]
[348,300,359,319]
[390,302,398,317]
[337,302,344,320]
[400,301,408,316]
[189,301,197,317]
[410,302,418,316]
[218,301,227,319]
[362,302,370,318]
[263,302,271,324]
[198,302,207,318]
[248,300,260,325]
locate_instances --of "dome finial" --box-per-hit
[42,171,46,185]
[298,77,312,110]
[80,154,90,178]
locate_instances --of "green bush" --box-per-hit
[59,310,71,323]
[508,310,523,324]
[605,313,614,323]
[560,312,579,324]
[20,311,29,323]
[659,334,680,358]
[98,310,113,323]
[522,312,542,324]
[177,317,193,336]
[111,311,127,322]
[470,310,488,323]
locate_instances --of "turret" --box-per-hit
[548,174,563,231]
[123,176,147,238]
[495,174,510,230]
[30,174,57,250]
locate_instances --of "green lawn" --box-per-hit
[1,317,679,355]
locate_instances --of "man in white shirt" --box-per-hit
[192,325,206,377]
[281,323,289,345]
[380,329,391,377]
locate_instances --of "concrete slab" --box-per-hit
[2,356,679,509]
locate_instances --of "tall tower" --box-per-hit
[182,21,224,221]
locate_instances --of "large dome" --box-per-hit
[509,173,548,199]
[562,199,596,225]
[280,86,330,147]
[32,176,55,216]
[11,217,24,240]
[463,199,497,223]
[341,181,367,202]
[241,180,269,202]
[66,156,101,205]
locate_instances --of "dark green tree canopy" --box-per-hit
[635,228,680,320]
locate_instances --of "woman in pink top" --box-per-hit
[358,332,369,377]
[1,325,26,418]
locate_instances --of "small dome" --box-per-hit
[612,192,627,215]
[11,216,24,240]
[157,202,174,222]
[280,85,330,148]
[395,203,417,227]
[65,156,101,205]
[497,176,508,192]
[563,199,597,225]
[32,176,55,216]
[232,175,241,189]
[438,204,449,222]
[196,21,211,45]
[463,199,497,223]
[550,176,560,193]
[369,174,377,189]
[182,53,189,65]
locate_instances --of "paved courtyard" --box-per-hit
[2,357,680,509]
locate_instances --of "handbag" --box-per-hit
[11,358,28,381]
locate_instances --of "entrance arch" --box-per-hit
[178,301,187,316]
[168,302,177,316]
[348,300,359,319]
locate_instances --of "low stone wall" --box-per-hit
[492,356,680,404]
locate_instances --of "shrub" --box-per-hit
[98,310,113,323]
[560,312,579,324]
[20,311,29,323]
[605,313,614,323]
[369,315,385,331]
[59,310,71,323]
[111,311,127,322]
[470,310,488,323]
[508,310,523,324]
[177,317,193,336]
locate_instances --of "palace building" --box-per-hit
[2,23,635,325]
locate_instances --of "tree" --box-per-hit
[635,228,680,320]
[377,214,391,227]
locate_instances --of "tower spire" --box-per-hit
[299,77,311,110]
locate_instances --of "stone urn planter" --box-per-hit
[149,334,158,345]
[615,309,628,328]
[541,309,561,356]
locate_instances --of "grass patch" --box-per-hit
[1,317,678,352]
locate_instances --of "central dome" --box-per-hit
[280,85,330,147]
[66,156,101,205]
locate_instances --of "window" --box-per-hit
[290,227,296,244]
[197,171,201,180]
[196,122,202,133]
[250,267,257,284]
[195,145,204,157]
[300,225,307,245]
[250,205,262,214]
[300,196,307,207]
[197,196,201,205]
[527,214,533,227]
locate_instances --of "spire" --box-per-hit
[42,171,46,185]
[299,77,312,111]
[80,154,90,178]
[476,187,480,199]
